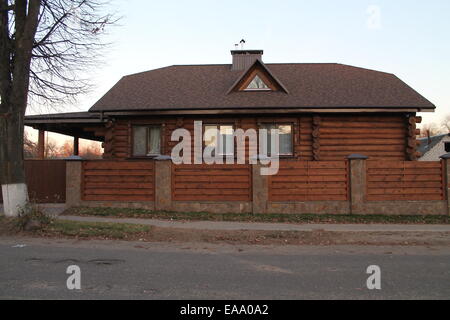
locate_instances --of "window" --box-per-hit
[260,124,293,156]
[245,74,271,91]
[132,125,161,156]
[445,142,450,153]
[204,125,234,157]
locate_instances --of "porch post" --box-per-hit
[441,153,450,215]
[38,129,45,159]
[73,137,79,156]
[347,154,368,215]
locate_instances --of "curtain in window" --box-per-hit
[219,126,234,156]
[148,126,161,155]
[133,126,147,156]
[260,124,292,156]
[279,125,292,155]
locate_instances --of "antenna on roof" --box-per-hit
[240,39,246,50]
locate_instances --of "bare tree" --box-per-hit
[23,131,38,158]
[0,0,115,216]
[419,122,442,138]
[441,114,450,133]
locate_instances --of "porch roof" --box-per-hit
[25,112,105,142]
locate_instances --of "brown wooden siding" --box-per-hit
[108,114,412,162]
[269,160,349,201]
[366,161,445,201]
[0,160,66,204]
[82,161,155,201]
[172,164,252,201]
[317,115,407,160]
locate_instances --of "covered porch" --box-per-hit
[25,112,107,159]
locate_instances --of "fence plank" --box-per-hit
[269,161,349,201]
[0,160,66,204]
[82,161,155,202]
[366,161,444,201]
[172,164,251,201]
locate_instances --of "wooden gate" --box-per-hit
[0,160,66,204]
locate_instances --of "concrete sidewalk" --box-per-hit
[58,215,450,233]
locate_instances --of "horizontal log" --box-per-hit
[322,116,404,122]
[319,128,406,134]
[320,122,404,129]
[320,133,406,139]
[320,139,405,146]
[320,145,405,151]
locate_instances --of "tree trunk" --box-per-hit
[0,109,28,217]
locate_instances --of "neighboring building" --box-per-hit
[418,133,450,161]
[25,49,435,161]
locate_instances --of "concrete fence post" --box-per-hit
[65,158,83,207]
[347,154,369,215]
[440,153,450,215]
[252,163,269,214]
[154,156,173,211]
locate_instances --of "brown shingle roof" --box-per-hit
[90,63,435,112]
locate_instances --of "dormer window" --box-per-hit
[227,59,289,94]
[245,74,271,91]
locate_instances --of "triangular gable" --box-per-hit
[227,59,289,94]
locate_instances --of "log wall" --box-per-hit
[106,114,418,161]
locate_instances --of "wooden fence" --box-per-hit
[269,161,349,201]
[81,161,155,201]
[0,160,66,204]
[172,164,252,201]
[366,161,445,201]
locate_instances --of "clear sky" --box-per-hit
[28,0,450,141]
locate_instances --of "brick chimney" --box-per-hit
[231,50,263,71]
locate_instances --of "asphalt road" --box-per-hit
[0,238,449,300]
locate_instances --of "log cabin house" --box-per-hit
[26,49,434,161]
[22,49,450,216]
